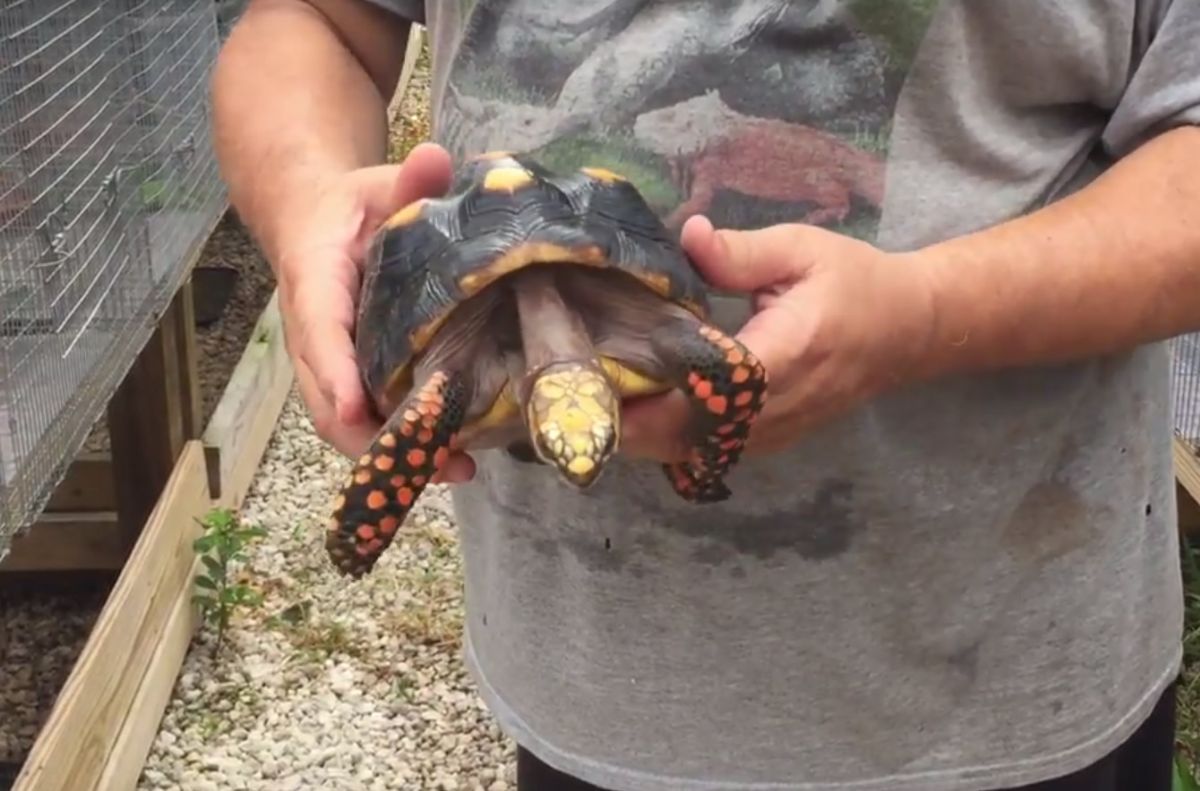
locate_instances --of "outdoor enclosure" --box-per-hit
[0,1,236,558]
[1175,335,1200,454]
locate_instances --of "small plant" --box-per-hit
[192,507,267,657]
[1176,753,1199,791]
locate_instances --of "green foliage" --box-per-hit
[1176,536,1200,784]
[532,135,681,214]
[847,0,940,75]
[192,508,267,657]
[1177,753,1200,791]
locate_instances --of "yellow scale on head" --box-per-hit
[527,364,620,484]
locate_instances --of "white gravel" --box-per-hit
[136,393,516,791]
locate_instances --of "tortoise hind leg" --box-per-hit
[326,369,469,578]
[649,320,767,503]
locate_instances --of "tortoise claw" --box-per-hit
[326,369,468,578]
[651,321,767,502]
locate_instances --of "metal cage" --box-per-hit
[1174,334,1200,455]
[0,1,238,557]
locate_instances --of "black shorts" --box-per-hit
[515,680,1177,791]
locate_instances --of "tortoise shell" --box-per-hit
[354,152,711,402]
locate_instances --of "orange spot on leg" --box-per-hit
[356,524,376,541]
[366,490,387,510]
[397,487,415,507]
[693,379,713,399]
[706,395,728,415]
[374,454,395,471]
[407,448,427,467]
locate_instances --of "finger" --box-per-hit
[680,215,810,292]
[295,357,379,457]
[289,256,368,425]
[619,391,692,463]
[353,142,454,222]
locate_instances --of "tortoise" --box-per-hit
[326,152,769,578]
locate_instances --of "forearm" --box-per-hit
[211,0,407,266]
[913,125,1200,379]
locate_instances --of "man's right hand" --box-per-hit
[274,142,452,458]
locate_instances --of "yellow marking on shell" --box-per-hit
[483,166,536,193]
[526,363,619,487]
[382,198,428,229]
[636,270,674,301]
[581,166,627,183]
[456,242,608,297]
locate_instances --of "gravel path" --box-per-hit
[137,395,515,791]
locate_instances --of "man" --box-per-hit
[211,1,1200,789]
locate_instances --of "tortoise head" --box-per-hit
[523,360,620,488]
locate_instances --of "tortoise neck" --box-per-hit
[511,265,600,375]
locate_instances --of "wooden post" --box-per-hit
[174,275,204,440]
[105,285,200,548]
[1177,438,1200,537]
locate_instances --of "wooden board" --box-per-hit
[107,285,197,547]
[387,24,424,125]
[11,442,211,791]
[1177,438,1200,536]
[201,290,294,507]
[0,512,126,572]
[94,553,201,790]
[42,454,115,513]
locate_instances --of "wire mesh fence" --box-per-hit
[1174,334,1200,455]
[0,0,236,557]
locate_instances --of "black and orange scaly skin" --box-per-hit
[326,370,469,578]
[652,321,768,503]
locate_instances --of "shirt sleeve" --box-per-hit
[1101,0,1200,156]
[360,0,425,24]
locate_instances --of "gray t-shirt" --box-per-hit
[366,2,1200,788]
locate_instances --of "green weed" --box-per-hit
[192,507,267,657]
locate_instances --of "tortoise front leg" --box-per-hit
[326,369,469,578]
[649,319,767,503]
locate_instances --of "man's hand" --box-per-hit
[275,143,452,457]
[621,215,937,462]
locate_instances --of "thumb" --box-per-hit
[352,142,455,220]
[679,215,809,292]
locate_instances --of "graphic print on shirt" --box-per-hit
[433,0,940,240]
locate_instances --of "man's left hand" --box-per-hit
[621,215,938,462]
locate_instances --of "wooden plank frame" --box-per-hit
[201,290,293,508]
[11,444,211,790]
[7,26,421,788]
[386,24,424,125]
[1176,437,1200,537]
